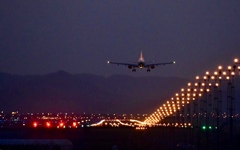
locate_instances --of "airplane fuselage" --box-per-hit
[138,61,145,69]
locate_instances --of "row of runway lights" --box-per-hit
[144,58,240,126]
[32,121,87,128]
[31,119,147,128]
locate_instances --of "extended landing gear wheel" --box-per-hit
[147,69,151,72]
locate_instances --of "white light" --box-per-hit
[234,58,238,63]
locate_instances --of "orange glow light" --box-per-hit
[33,122,37,128]
[60,122,64,127]
[234,58,238,63]
[46,122,51,127]
[73,122,77,127]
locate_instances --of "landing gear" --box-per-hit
[147,69,151,72]
[132,69,136,72]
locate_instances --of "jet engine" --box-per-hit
[150,65,155,69]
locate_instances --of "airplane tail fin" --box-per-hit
[139,51,144,62]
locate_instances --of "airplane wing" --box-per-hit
[144,61,175,68]
[107,61,139,67]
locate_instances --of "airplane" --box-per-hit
[107,51,175,72]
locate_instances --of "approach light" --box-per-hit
[228,66,232,70]
[46,122,51,127]
[234,58,238,63]
[33,122,38,128]
[73,122,77,127]
[203,76,207,80]
[59,122,64,127]
[202,126,206,130]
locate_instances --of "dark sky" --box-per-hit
[1,0,240,79]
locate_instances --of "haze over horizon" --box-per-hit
[0,71,192,114]
[0,1,240,79]
[1,70,240,114]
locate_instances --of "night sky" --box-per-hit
[1,1,240,79]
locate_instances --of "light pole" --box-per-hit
[227,66,235,149]
[187,82,197,144]
[228,58,239,149]
[201,73,212,150]
[195,76,204,150]
[212,66,223,150]
[180,88,186,127]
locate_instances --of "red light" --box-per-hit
[73,122,77,127]
[46,122,51,127]
[59,122,64,127]
[33,122,38,128]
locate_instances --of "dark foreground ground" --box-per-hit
[0,127,239,150]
